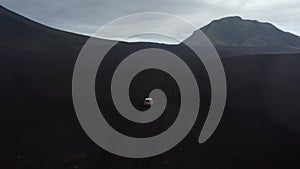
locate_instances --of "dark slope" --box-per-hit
[199,16,300,56]
[0,5,87,52]
[1,5,300,169]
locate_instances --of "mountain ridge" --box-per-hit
[1,5,300,56]
[0,5,87,52]
[196,16,300,55]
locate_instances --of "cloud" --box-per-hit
[1,0,300,43]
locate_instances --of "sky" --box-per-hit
[1,0,300,43]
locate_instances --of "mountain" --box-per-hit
[198,16,300,56]
[1,4,300,56]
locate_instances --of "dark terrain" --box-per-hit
[1,5,300,169]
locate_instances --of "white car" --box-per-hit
[144,98,153,107]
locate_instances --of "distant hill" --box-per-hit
[197,16,300,56]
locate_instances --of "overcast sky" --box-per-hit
[1,0,300,43]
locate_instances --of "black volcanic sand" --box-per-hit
[1,5,300,169]
[1,41,300,169]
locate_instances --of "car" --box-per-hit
[144,98,153,107]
